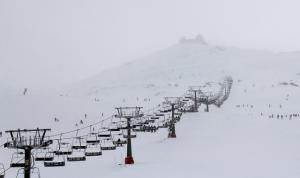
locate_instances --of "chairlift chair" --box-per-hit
[86,133,100,144]
[145,125,158,132]
[72,137,87,150]
[112,134,127,147]
[0,163,5,178]
[100,139,116,150]
[16,167,40,178]
[54,142,72,155]
[98,130,112,138]
[156,113,165,117]
[151,116,160,120]
[133,126,145,132]
[44,155,65,167]
[10,152,25,168]
[132,122,144,127]
[67,149,86,162]
[85,143,102,156]
[108,124,121,132]
[34,148,54,161]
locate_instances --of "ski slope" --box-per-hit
[1,37,300,178]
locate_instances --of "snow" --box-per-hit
[1,39,300,177]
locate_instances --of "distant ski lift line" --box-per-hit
[0,77,233,177]
[46,105,160,139]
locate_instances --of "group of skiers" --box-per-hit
[267,113,300,120]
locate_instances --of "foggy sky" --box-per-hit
[1,0,300,91]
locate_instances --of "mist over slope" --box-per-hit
[66,35,300,97]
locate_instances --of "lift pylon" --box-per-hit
[164,97,182,138]
[115,107,143,165]
[4,128,52,178]
[187,86,204,112]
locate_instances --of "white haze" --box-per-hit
[1,0,300,91]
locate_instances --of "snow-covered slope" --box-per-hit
[1,36,300,178]
[66,35,300,97]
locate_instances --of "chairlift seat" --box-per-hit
[72,145,87,150]
[109,128,121,132]
[113,139,127,145]
[101,145,116,150]
[151,116,160,120]
[44,161,65,167]
[67,156,86,162]
[10,163,25,168]
[35,156,54,161]
[67,150,86,162]
[101,140,116,150]
[54,150,72,155]
[155,113,164,116]
[85,151,102,156]
[123,134,137,139]
[35,149,54,161]
[85,144,102,156]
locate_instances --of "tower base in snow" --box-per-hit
[125,156,134,164]
[168,133,176,138]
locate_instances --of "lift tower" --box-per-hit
[115,107,143,165]
[4,128,52,178]
[164,97,182,138]
[188,86,203,112]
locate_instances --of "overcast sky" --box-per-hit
[1,0,300,91]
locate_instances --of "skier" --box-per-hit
[23,88,28,95]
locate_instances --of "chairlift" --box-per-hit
[0,163,5,178]
[118,126,128,130]
[98,130,111,138]
[108,123,121,132]
[132,122,144,127]
[86,133,100,144]
[112,135,127,147]
[108,127,121,132]
[72,137,87,150]
[67,149,86,162]
[54,142,72,155]
[100,139,116,150]
[16,167,40,178]
[85,143,102,156]
[151,116,160,120]
[34,148,54,161]
[44,155,65,167]
[10,152,25,168]
[146,125,158,132]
